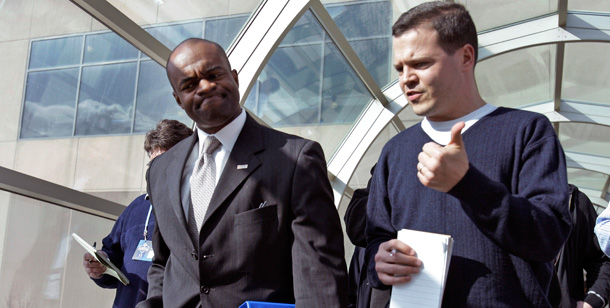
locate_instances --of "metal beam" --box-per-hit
[69,0,171,67]
[0,166,124,219]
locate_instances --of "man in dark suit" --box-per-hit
[136,38,348,308]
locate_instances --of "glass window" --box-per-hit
[455,0,558,31]
[563,43,610,105]
[145,21,203,52]
[559,122,610,157]
[84,32,139,64]
[29,36,82,70]
[280,11,325,46]
[327,1,391,39]
[321,42,372,124]
[476,45,555,108]
[254,45,322,126]
[134,60,193,133]
[568,168,608,192]
[20,69,79,138]
[75,63,137,136]
[205,16,249,50]
[349,38,391,88]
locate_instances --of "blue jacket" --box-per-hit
[93,194,155,308]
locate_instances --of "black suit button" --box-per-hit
[191,251,198,260]
[201,285,210,294]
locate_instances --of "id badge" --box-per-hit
[132,240,154,261]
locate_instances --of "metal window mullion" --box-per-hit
[130,57,142,133]
[318,35,325,124]
[73,34,87,137]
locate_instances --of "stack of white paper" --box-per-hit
[390,229,453,308]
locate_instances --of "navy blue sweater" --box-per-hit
[366,107,572,308]
[93,194,155,308]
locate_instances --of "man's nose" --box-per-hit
[196,78,215,94]
[400,69,418,89]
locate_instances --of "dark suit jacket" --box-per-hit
[137,114,348,308]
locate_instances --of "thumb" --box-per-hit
[447,121,465,147]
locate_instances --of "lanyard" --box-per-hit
[143,205,153,241]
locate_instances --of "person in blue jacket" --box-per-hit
[82,119,192,308]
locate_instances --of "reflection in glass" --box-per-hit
[255,45,322,125]
[84,32,139,64]
[280,11,324,46]
[563,43,610,105]
[348,38,391,88]
[145,21,203,52]
[205,16,249,50]
[476,45,554,108]
[322,42,372,124]
[21,69,79,138]
[75,63,137,135]
[134,60,192,133]
[327,1,391,39]
[29,36,82,70]
[559,122,610,157]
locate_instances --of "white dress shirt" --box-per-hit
[180,109,247,212]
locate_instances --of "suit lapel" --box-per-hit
[164,134,197,240]
[203,115,264,224]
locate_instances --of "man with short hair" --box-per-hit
[366,2,572,307]
[137,38,347,308]
[83,119,193,308]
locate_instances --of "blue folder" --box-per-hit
[239,301,295,308]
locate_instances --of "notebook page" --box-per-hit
[389,229,453,308]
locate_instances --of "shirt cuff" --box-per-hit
[585,291,606,308]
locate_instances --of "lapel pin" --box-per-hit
[237,164,248,170]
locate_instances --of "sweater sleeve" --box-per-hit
[365,151,395,290]
[92,200,131,289]
[448,117,571,262]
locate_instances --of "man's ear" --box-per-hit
[231,69,239,87]
[173,92,183,109]
[461,44,476,70]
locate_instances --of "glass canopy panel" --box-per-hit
[144,21,203,52]
[29,36,83,70]
[0,191,116,308]
[75,63,138,136]
[567,168,608,192]
[84,32,139,64]
[321,42,373,124]
[559,122,610,157]
[325,1,392,88]
[569,0,610,12]
[562,43,610,105]
[455,0,557,32]
[20,69,79,139]
[134,60,193,133]
[105,0,258,33]
[243,9,374,158]
[205,16,249,50]
[476,45,555,108]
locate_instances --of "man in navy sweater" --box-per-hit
[82,119,193,308]
[366,2,572,307]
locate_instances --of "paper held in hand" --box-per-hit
[71,232,130,285]
[389,229,453,308]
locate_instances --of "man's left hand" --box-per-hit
[417,121,469,192]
